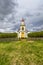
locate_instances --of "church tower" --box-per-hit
[18,19,27,38]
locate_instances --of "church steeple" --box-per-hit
[18,18,27,38]
[20,18,25,26]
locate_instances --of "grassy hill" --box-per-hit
[0,40,43,65]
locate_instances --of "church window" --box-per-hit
[22,27,24,30]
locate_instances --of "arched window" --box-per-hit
[22,27,24,30]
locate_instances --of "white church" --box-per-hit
[18,19,28,39]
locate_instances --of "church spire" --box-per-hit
[21,18,25,26]
[18,18,28,38]
[21,18,24,22]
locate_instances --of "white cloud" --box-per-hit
[0,0,43,32]
[0,29,5,32]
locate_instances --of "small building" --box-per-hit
[18,19,28,39]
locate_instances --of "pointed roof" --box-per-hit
[21,18,24,22]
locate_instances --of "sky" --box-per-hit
[0,0,43,32]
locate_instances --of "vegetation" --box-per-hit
[28,31,43,37]
[0,40,43,65]
[0,31,43,38]
[0,33,17,38]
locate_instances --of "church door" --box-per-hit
[21,32,25,38]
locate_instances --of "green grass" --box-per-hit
[0,40,43,65]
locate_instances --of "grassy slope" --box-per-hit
[0,40,43,65]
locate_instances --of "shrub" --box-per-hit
[28,31,43,37]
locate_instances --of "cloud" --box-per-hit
[17,0,43,32]
[0,0,43,32]
[0,0,16,15]
[0,0,17,32]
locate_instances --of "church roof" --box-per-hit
[21,18,24,22]
[18,18,28,32]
